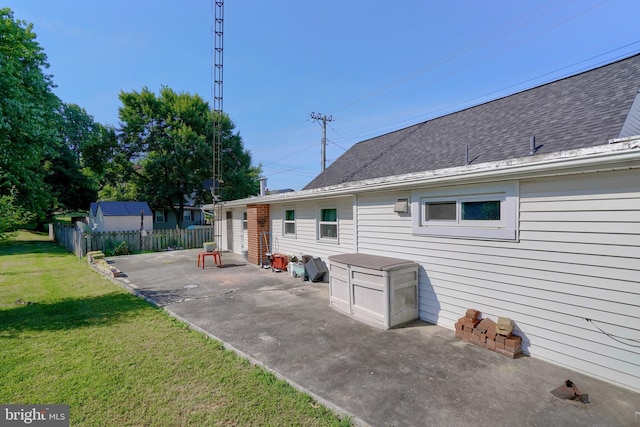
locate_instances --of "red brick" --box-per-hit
[486,339,496,351]
[470,334,480,344]
[473,327,482,336]
[495,335,508,345]
[486,323,497,340]
[247,204,270,265]
[496,348,522,359]
[464,318,480,329]
[506,335,522,347]
[455,330,463,340]
[463,331,472,341]
[495,340,505,350]
[455,321,464,331]
[465,309,481,320]
[505,344,522,353]
[476,318,495,334]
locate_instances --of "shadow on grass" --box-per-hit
[0,237,69,257]
[0,292,153,335]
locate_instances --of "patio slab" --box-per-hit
[107,249,640,427]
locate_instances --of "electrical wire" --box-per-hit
[585,318,640,348]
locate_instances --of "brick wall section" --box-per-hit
[247,204,270,265]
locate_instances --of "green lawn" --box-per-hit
[0,231,351,426]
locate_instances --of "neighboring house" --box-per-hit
[213,53,640,393]
[153,205,206,230]
[153,180,212,229]
[88,201,153,232]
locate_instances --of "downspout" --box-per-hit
[352,194,359,254]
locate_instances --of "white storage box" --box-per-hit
[328,253,419,330]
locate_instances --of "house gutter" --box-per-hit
[216,137,640,208]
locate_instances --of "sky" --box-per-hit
[4,0,640,191]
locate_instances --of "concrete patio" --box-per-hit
[105,249,640,426]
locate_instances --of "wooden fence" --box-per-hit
[53,224,214,258]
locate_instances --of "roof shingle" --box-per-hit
[304,54,640,190]
[97,201,152,217]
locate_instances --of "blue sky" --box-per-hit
[5,0,640,191]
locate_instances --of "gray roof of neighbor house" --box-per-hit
[304,53,640,190]
[95,201,153,217]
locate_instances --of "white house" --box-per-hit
[213,54,640,393]
[88,201,154,232]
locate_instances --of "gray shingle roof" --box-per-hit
[304,53,640,190]
[97,201,152,217]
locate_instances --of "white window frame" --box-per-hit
[242,211,248,231]
[283,206,296,237]
[317,206,338,242]
[411,182,518,241]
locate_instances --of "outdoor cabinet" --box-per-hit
[328,254,419,330]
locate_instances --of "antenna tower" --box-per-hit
[212,0,224,248]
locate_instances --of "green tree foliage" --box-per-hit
[0,189,35,243]
[0,8,61,222]
[220,128,261,202]
[47,103,104,211]
[117,86,260,228]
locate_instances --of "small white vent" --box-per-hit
[393,198,409,214]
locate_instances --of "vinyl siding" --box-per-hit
[98,215,153,232]
[223,207,246,254]
[269,196,355,264]
[354,170,640,393]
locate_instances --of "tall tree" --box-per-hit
[117,86,260,228]
[45,103,109,212]
[0,8,61,222]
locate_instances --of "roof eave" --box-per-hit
[216,137,640,208]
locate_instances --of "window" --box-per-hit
[412,182,518,240]
[242,211,248,230]
[318,207,337,240]
[425,201,456,221]
[284,208,296,236]
[155,210,166,223]
[183,210,194,222]
[461,200,500,221]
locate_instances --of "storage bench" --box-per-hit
[328,253,419,330]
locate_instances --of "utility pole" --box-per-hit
[310,112,334,171]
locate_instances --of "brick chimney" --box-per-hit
[247,203,270,265]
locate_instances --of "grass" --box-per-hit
[0,231,351,427]
[52,212,88,225]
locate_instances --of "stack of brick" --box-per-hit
[454,309,523,358]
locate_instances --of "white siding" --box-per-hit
[221,207,246,255]
[269,196,355,266]
[100,215,153,232]
[355,171,640,393]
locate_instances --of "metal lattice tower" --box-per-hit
[212,0,224,248]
